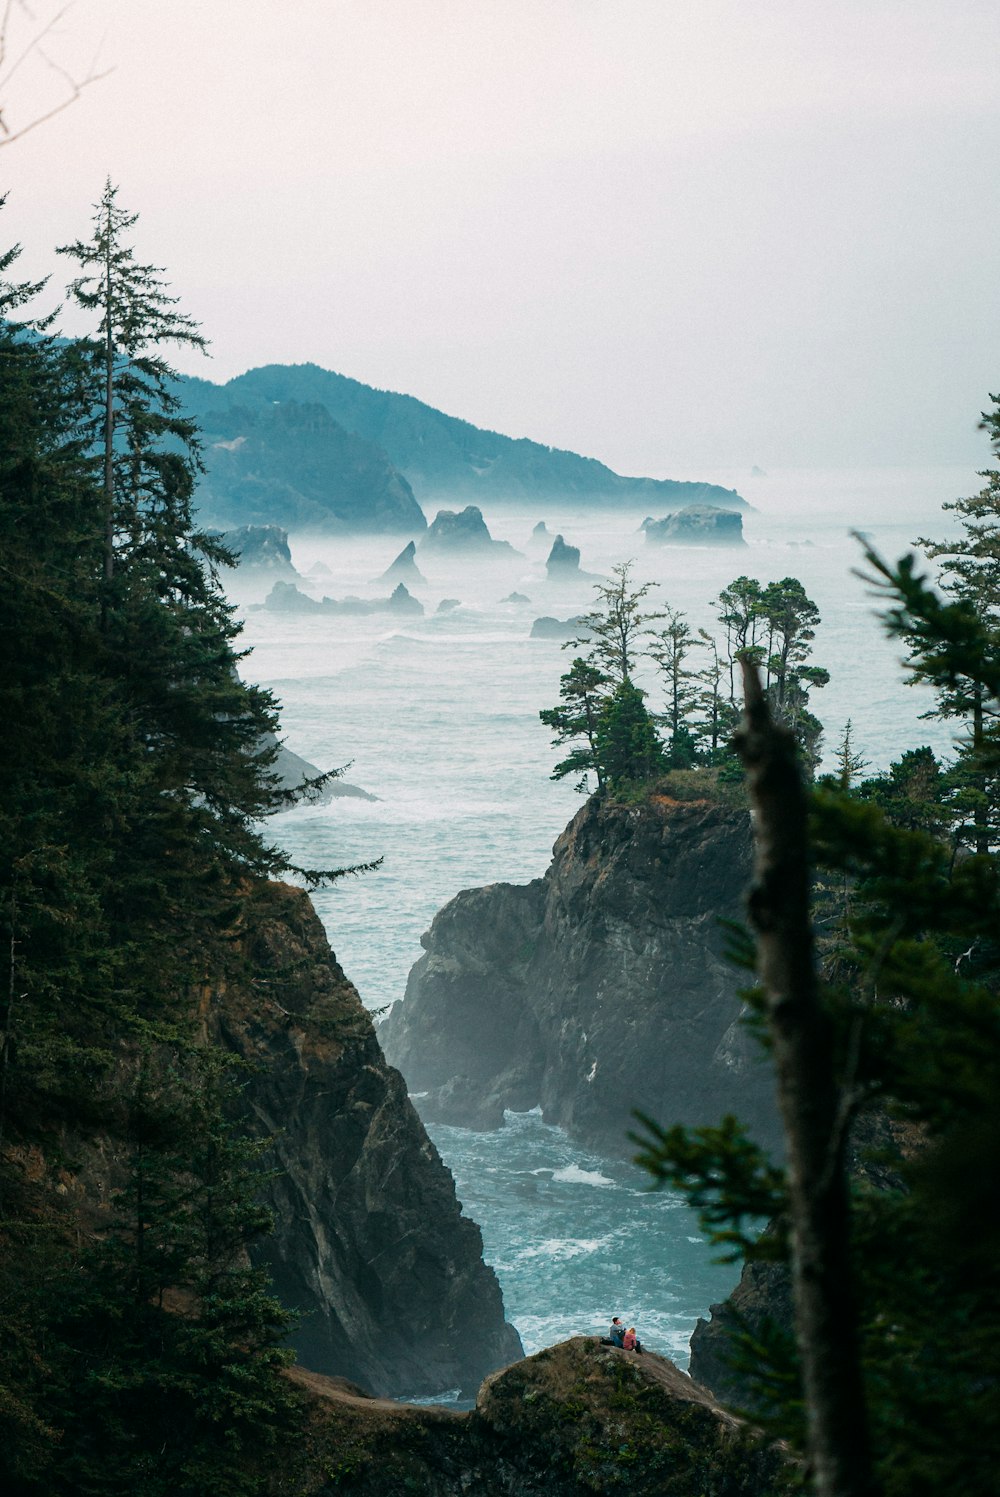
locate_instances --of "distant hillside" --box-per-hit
[181,363,748,513]
[181,379,426,535]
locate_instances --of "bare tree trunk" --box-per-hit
[103,204,115,586]
[735,658,878,1497]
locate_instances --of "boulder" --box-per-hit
[644,505,746,547]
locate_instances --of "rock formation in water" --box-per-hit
[644,505,747,546]
[211,524,300,575]
[420,505,520,557]
[529,614,585,639]
[268,737,377,803]
[378,539,426,586]
[212,882,523,1398]
[545,533,601,582]
[262,580,423,616]
[380,792,781,1159]
[283,1337,791,1495]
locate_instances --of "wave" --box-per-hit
[551,1164,615,1188]
[517,1235,613,1263]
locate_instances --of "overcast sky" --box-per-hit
[3,0,999,475]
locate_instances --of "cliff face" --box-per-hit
[279,1338,793,1495]
[209,882,522,1398]
[381,793,781,1159]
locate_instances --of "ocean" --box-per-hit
[226,462,978,1373]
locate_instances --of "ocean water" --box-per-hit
[228,462,979,1371]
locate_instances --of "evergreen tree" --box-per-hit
[633,529,1000,1497]
[910,413,1000,853]
[0,199,334,1491]
[569,560,662,685]
[715,575,764,703]
[57,179,208,588]
[593,679,665,793]
[539,657,610,792]
[649,606,700,767]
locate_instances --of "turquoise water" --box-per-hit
[229,464,979,1372]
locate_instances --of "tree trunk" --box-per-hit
[103,206,115,586]
[735,657,878,1497]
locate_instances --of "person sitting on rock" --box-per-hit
[608,1316,625,1347]
[623,1326,643,1353]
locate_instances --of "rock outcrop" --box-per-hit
[212,524,299,575]
[262,580,423,616]
[545,533,601,582]
[529,614,585,639]
[281,1338,791,1495]
[378,539,425,586]
[644,505,747,546]
[211,882,523,1398]
[380,793,781,1159]
[268,737,377,804]
[420,505,520,556]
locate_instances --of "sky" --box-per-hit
[3,0,999,476]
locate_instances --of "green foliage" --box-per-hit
[540,565,826,793]
[593,679,665,795]
[0,196,335,1493]
[634,498,1000,1492]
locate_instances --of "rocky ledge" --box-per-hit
[380,792,781,1159]
[279,1337,792,1495]
[210,882,522,1398]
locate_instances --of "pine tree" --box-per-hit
[569,560,662,685]
[593,679,665,793]
[57,179,208,589]
[649,606,700,767]
[539,657,610,792]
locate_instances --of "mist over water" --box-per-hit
[228,463,976,1369]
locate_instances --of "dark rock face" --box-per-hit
[644,505,746,546]
[380,795,781,1159]
[285,1338,792,1495]
[212,883,522,1399]
[689,1258,794,1411]
[262,580,423,616]
[378,539,425,586]
[213,524,298,574]
[420,505,519,556]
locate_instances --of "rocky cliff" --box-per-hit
[277,1337,793,1495]
[208,881,522,1398]
[380,792,781,1160]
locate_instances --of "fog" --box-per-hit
[3,0,998,475]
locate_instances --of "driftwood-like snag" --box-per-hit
[734,658,878,1497]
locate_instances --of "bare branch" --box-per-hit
[0,1,111,148]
